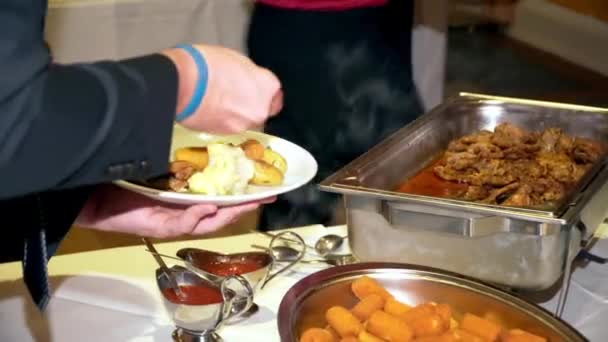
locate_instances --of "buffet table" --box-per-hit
[0,224,607,342]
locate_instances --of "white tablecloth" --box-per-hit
[0,225,348,342]
[1,224,607,341]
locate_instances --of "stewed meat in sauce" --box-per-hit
[396,123,606,208]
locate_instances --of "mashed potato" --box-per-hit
[187,143,255,195]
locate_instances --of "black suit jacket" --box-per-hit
[0,0,179,261]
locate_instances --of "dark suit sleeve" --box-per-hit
[0,1,178,200]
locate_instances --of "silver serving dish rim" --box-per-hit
[319,92,608,225]
[277,262,588,342]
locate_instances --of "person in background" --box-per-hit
[248,0,423,230]
[0,0,282,310]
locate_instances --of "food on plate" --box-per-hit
[241,139,266,160]
[250,160,284,186]
[188,143,255,195]
[262,148,288,173]
[136,138,288,194]
[299,276,547,342]
[396,122,606,208]
[241,138,288,173]
[174,146,209,169]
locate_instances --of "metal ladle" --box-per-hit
[142,238,185,299]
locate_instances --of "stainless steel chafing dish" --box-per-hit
[320,93,608,291]
[277,263,587,342]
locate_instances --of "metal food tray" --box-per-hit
[320,93,608,290]
[277,263,587,342]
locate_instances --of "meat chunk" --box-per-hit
[491,123,530,148]
[428,123,604,208]
[462,185,489,201]
[539,127,562,152]
[481,182,520,204]
[535,152,577,183]
[502,184,533,207]
[572,138,604,164]
[444,152,479,170]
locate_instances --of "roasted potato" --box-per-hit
[174,147,209,169]
[250,160,284,186]
[240,139,265,160]
[262,147,288,173]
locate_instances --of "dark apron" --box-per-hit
[247,1,423,230]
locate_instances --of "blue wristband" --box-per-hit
[175,44,208,122]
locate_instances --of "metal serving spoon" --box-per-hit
[250,244,301,261]
[314,234,347,256]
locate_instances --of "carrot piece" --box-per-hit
[366,310,414,342]
[500,329,547,342]
[410,313,449,337]
[358,330,387,342]
[461,313,503,341]
[351,276,392,300]
[326,306,364,338]
[300,328,337,342]
[383,297,412,318]
[352,294,386,321]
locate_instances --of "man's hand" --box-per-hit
[75,185,274,238]
[163,45,283,134]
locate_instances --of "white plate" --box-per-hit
[114,125,318,206]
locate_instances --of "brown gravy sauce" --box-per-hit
[394,156,468,198]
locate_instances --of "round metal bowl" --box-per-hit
[277,262,587,342]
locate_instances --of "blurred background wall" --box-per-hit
[43,0,608,254]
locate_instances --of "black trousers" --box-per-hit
[247,2,423,230]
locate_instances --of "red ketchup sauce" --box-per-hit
[162,285,223,305]
[202,259,265,277]
[395,157,467,198]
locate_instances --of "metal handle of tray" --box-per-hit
[381,201,561,237]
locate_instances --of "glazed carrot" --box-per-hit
[352,294,386,321]
[414,335,455,342]
[383,297,412,318]
[366,310,413,342]
[410,313,448,337]
[400,303,437,324]
[435,303,453,326]
[351,276,392,300]
[483,311,508,328]
[461,313,503,341]
[443,329,487,342]
[340,338,359,342]
[358,330,387,342]
[326,306,364,338]
[300,328,337,342]
[449,318,459,330]
[500,329,547,342]
[326,325,341,340]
